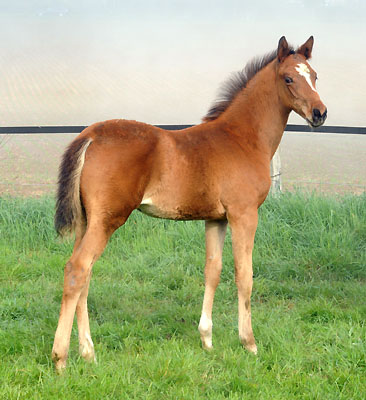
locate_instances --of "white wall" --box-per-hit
[0,0,365,126]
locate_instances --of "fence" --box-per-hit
[0,124,365,196]
[0,124,365,135]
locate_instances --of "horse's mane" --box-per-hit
[203,46,295,122]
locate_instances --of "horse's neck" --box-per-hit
[221,62,290,159]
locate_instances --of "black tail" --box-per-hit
[55,136,92,236]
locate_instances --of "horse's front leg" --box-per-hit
[199,220,227,349]
[228,207,258,354]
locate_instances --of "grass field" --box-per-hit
[0,192,365,399]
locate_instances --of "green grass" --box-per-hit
[0,192,365,399]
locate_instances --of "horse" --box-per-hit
[51,36,327,372]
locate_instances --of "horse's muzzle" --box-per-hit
[309,108,327,128]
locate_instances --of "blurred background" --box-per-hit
[0,0,365,195]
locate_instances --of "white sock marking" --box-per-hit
[85,332,94,350]
[199,312,212,333]
[199,312,213,348]
[295,63,317,92]
[80,332,95,361]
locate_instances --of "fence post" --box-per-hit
[270,147,282,195]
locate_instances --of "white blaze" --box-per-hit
[295,63,317,92]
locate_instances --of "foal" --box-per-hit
[52,36,327,372]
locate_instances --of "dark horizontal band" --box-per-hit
[0,124,365,135]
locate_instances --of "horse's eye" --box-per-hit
[285,76,293,84]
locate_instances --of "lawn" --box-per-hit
[0,192,365,399]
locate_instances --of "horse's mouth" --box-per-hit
[306,118,325,129]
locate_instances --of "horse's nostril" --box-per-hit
[312,108,321,119]
[322,109,328,119]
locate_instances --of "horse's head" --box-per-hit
[276,36,327,128]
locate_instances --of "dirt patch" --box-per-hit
[0,133,73,196]
[280,132,366,195]
[1,131,365,197]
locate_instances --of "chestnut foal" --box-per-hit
[52,36,327,372]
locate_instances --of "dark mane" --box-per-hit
[203,47,294,122]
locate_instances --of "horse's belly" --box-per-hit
[137,197,225,221]
[137,198,178,219]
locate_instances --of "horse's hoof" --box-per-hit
[54,360,67,374]
[201,341,213,351]
[245,343,258,355]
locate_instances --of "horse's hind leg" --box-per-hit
[76,268,95,363]
[73,223,86,252]
[199,220,227,349]
[52,220,112,373]
[61,223,96,362]
[72,223,96,362]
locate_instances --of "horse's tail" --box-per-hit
[55,136,93,237]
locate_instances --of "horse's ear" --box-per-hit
[297,36,314,59]
[277,36,289,62]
